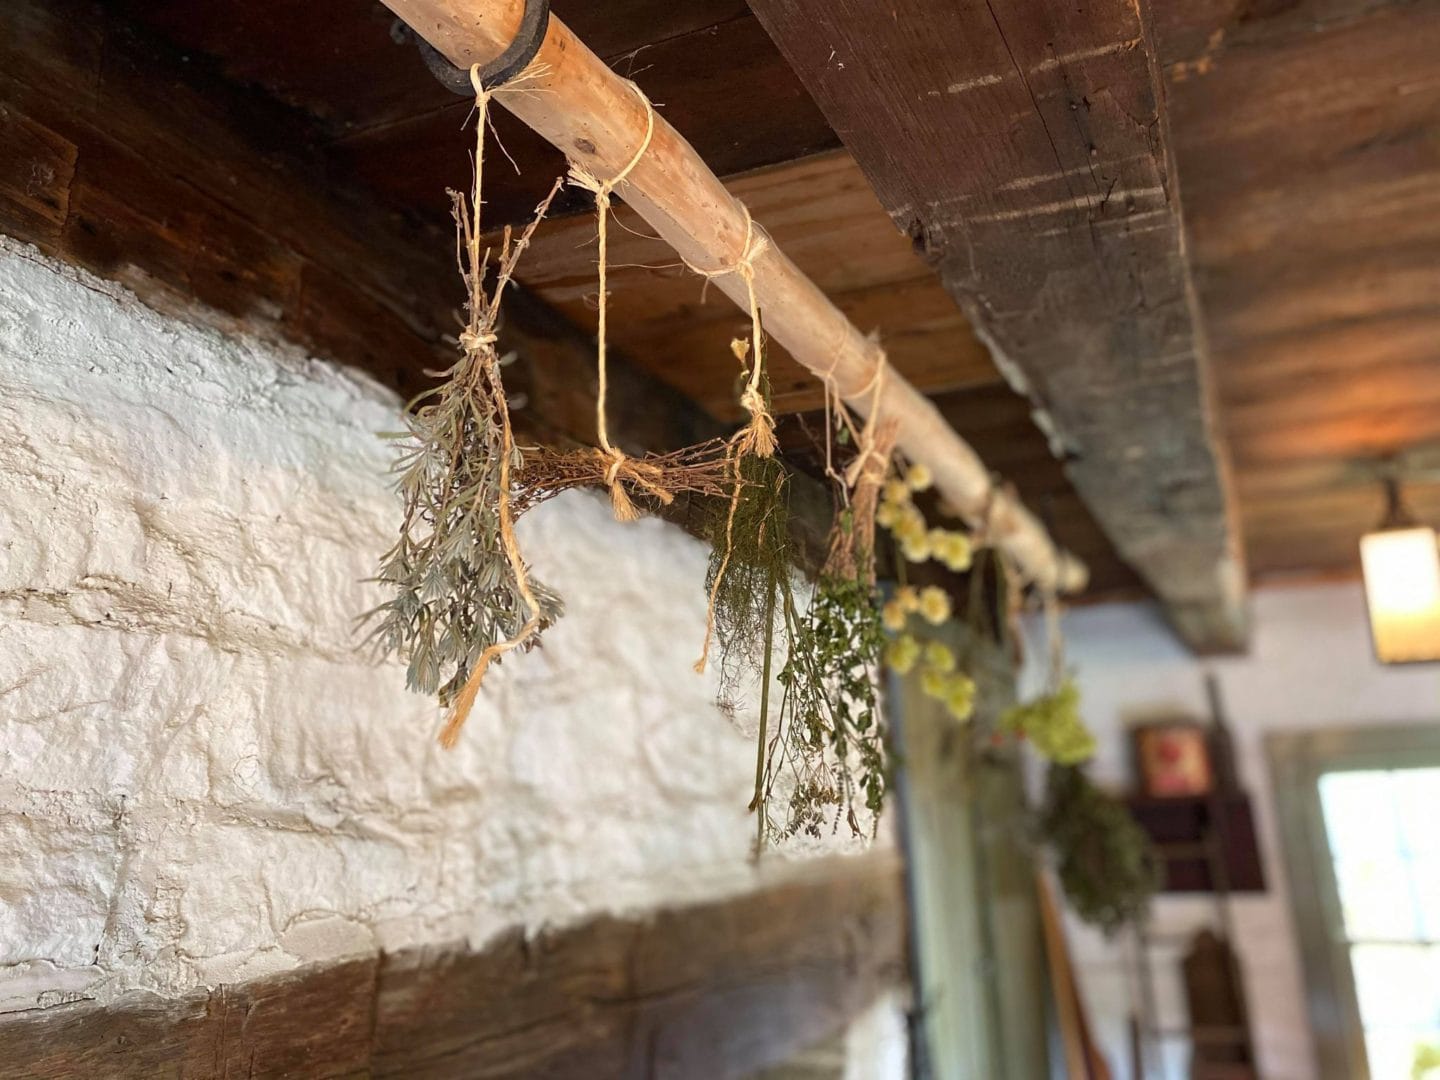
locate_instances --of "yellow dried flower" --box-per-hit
[906,462,934,492]
[875,501,899,529]
[881,598,908,632]
[896,585,920,613]
[920,667,949,699]
[898,541,933,567]
[901,536,931,564]
[918,585,952,625]
[885,634,921,675]
[924,641,956,673]
[893,511,926,545]
[939,532,973,572]
[946,677,977,722]
[883,478,911,506]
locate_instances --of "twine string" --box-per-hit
[681,205,776,458]
[566,81,657,520]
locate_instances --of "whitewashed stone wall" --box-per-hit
[0,240,869,1016]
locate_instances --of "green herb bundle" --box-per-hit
[1040,763,1161,935]
[701,455,888,847]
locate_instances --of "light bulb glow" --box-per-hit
[1360,525,1440,663]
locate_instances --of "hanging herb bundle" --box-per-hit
[697,402,891,848]
[770,569,887,840]
[368,75,566,746]
[998,590,1097,764]
[1039,763,1161,935]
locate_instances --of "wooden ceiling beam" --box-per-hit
[504,150,1004,419]
[746,0,1252,652]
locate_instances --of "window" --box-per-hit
[1319,768,1440,1077]
[1270,728,1440,1080]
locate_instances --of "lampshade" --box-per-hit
[1360,523,1440,663]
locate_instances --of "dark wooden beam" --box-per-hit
[0,854,905,1080]
[746,0,1251,651]
[110,0,841,229]
[0,0,715,457]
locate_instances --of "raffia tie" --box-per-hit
[566,80,657,521]
[682,205,776,458]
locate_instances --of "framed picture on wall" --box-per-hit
[1132,720,1215,798]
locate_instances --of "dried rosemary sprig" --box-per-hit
[368,82,563,745]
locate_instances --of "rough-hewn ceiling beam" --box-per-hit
[746,0,1251,651]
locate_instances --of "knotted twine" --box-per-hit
[817,331,895,584]
[565,81,661,523]
[439,66,556,748]
[681,205,778,459]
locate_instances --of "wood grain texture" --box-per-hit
[746,0,1250,649]
[507,151,1002,419]
[0,855,905,1080]
[1152,0,1440,585]
[112,0,839,229]
[1,0,716,459]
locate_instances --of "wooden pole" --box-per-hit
[383,0,1088,593]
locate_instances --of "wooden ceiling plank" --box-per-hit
[325,11,840,226]
[1152,0,1440,581]
[500,150,1004,419]
[746,0,1250,652]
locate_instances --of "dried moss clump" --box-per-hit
[1040,764,1161,935]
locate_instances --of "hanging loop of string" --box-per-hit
[566,80,658,521]
[681,205,776,458]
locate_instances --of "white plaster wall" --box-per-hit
[0,240,871,1016]
[1027,584,1440,1080]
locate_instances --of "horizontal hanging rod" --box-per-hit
[382,0,1088,594]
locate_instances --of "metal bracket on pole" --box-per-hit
[391,0,550,96]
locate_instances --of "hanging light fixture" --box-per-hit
[1360,474,1440,664]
